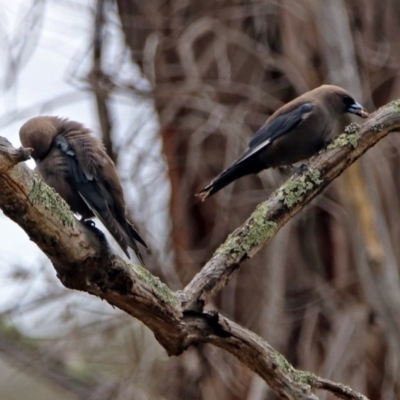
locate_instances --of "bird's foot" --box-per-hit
[81,218,96,228]
[80,219,110,256]
[293,164,309,175]
[196,187,212,202]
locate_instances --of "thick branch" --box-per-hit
[0,139,315,400]
[182,101,400,311]
[0,137,319,399]
[0,137,184,354]
[1,91,395,400]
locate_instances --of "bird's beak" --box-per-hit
[347,102,369,118]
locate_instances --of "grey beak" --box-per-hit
[347,102,369,118]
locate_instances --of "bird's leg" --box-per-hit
[81,217,96,228]
[79,218,111,256]
[81,218,103,237]
[292,164,309,175]
[324,138,334,147]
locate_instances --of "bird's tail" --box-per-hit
[197,161,256,201]
[123,233,144,264]
[77,182,147,263]
[123,221,148,264]
[91,206,147,264]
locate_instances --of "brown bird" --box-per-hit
[19,116,148,262]
[198,85,369,200]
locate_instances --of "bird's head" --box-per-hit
[318,85,369,119]
[19,117,61,160]
[341,93,369,118]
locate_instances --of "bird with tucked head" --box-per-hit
[19,116,148,263]
[197,85,369,200]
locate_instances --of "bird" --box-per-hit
[197,85,369,200]
[19,116,148,262]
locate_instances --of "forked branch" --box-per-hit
[2,100,399,399]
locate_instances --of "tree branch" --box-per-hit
[88,0,116,162]
[2,99,398,399]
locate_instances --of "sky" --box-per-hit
[0,1,97,261]
[0,0,168,336]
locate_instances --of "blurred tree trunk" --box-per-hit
[115,1,400,399]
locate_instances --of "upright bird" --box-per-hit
[198,85,369,200]
[19,116,148,262]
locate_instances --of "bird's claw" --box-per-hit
[82,219,96,228]
[293,164,309,175]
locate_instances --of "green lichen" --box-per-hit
[308,169,323,185]
[131,263,179,306]
[389,98,400,112]
[327,122,362,150]
[216,202,277,257]
[328,132,360,149]
[347,133,360,147]
[28,173,74,228]
[277,168,323,208]
[344,122,360,135]
[271,353,317,386]
[295,370,317,385]
[271,352,292,373]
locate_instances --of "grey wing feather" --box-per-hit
[55,136,93,181]
[237,102,314,164]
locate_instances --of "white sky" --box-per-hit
[0,0,102,335]
[0,0,169,335]
[0,1,96,264]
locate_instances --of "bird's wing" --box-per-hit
[99,165,148,248]
[236,102,315,164]
[54,135,132,256]
[54,135,114,216]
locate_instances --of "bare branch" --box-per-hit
[89,0,115,161]
[313,377,369,400]
[0,138,31,172]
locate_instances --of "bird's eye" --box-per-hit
[342,94,355,106]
